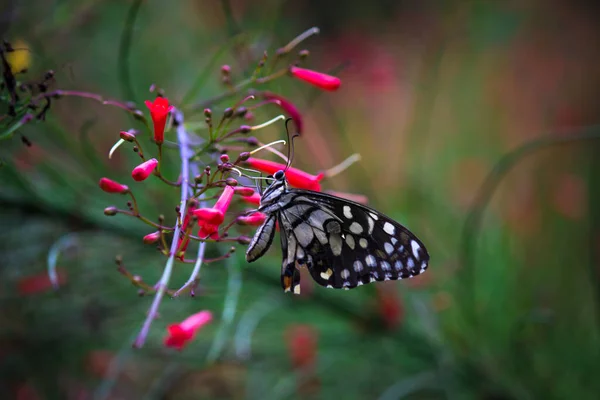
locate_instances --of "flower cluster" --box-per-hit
[94,28,357,350]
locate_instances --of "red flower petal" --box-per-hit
[145,97,174,144]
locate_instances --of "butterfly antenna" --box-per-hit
[284,118,300,173]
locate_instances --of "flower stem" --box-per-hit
[133,108,192,348]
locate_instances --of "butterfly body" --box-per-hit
[245,170,429,294]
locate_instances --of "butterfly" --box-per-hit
[245,169,430,294]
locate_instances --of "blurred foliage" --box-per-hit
[2,1,600,399]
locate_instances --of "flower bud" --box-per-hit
[225,177,238,186]
[99,178,129,194]
[143,231,161,244]
[131,158,159,182]
[220,154,230,163]
[234,187,255,197]
[104,206,118,216]
[119,130,135,142]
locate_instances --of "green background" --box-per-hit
[2,1,600,399]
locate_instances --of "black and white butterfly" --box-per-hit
[245,169,430,294]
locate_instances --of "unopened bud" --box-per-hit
[132,275,142,283]
[298,49,310,58]
[235,107,248,118]
[119,130,135,142]
[223,107,234,118]
[221,65,231,75]
[237,152,251,162]
[104,206,118,216]
[220,154,230,163]
[143,231,161,244]
[225,177,238,186]
[204,108,212,117]
[234,187,255,196]
[230,246,236,253]
[240,125,251,134]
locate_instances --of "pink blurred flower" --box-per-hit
[289,66,341,91]
[164,310,213,350]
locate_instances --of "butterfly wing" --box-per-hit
[277,189,429,291]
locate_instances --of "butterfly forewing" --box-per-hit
[245,175,430,294]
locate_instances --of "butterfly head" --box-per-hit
[258,170,288,210]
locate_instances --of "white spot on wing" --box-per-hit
[293,285,301,294]
[411,240,421,259]
[384,242,394,255]
[320,268,333,280]
[345,234,355,249]
[381,261,391,271]
[369,212,378,221]
[365,255,377,267]
[407,257,415,269]
[391,238,398,245]
[394,260,404,271]
[341,269,350,279]
[359,238,368,249]
[343,205,353,219]
[383,222,395,235]
[349,222,363,234]
[353,260,364,272]
[330,234,343,256]
[367,217,374,234]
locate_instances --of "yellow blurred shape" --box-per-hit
[6,39,31,74]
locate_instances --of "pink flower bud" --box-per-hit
[131,158,158,182]
[289,66,341,91]
[237,212,267,226]
[99,177,129,194]
[143,231,161,244]
[234,187,255,197]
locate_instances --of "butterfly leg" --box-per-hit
[281,261,301,295]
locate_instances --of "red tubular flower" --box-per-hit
[99,177,129,194]
[144,97,174,144]
[193,186,235,239]
[237,212,267,226]
[240,192,261,206]
[131,158,158,182]
[245,158,324,191]
[262,91,303,134]
[289,66,341,91]
[164,310,213,350]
